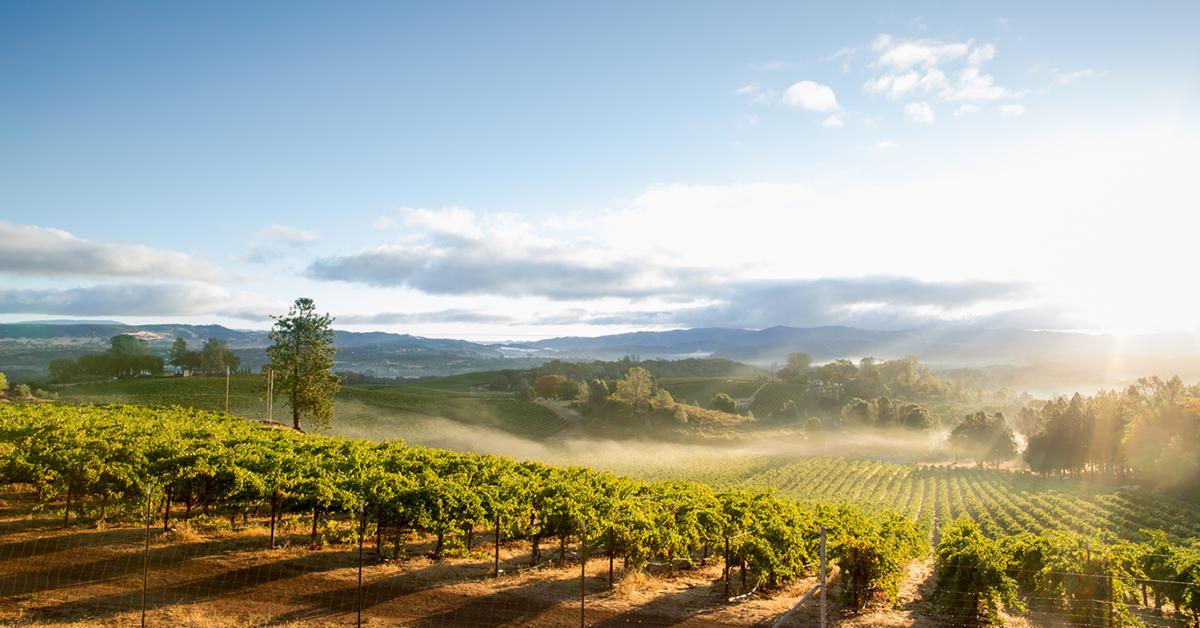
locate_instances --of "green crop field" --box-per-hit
[606,454,1200,545]
[50,375,568,440]
[746,382,808,417]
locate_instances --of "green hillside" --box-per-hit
[50,375,567,440]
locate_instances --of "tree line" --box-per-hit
[1016,377,1200,498]
[47,334,165,382]
[167,337,242,375]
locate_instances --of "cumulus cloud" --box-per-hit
[782,80,840,112]
[905,101,936,124]
[999,104,1027,116]
[864,34,1020,114]
[0,282,238,317]
[0,221,218,280]
[954,103,979,116]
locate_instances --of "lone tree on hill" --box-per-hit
[615,367,655,412]
[266,298,340,431]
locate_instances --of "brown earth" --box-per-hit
[0,489,816,627]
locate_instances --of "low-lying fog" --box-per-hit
[331,400,957,479]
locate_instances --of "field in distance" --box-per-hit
[49,374,569,441]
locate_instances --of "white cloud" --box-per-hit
[864,69,947,98]
[968,43,996,66]
[823,113,846,128]
[905,101,936,125]
[954,104,979,116]
[865,35,1017,112]
[874,141,900,152]
[999,104,1027,116]
[258,223,318,243]
[874,36,969,70]
[0,221,218,280]
[941,66,1011,101]
[782,80,840,112]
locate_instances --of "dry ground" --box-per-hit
[5,489,1186,627]
[0,489,817,627]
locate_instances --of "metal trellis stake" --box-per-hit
[357,499,365,627]
[580,519,586,628]
[819,525,827,628]
[141,481,152,628]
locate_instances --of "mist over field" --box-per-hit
[331,398,955,473]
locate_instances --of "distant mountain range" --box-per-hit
[3,321,1200,385]
[509,325,1200,366]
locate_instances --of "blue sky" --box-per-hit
[2,2,1198,339]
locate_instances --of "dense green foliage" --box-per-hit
[1020,377,1200,498]
[935,522,1200,626]
[934,519,1020,624]
[1,403,923,593]
[778,353,975,410]
[167,337,241,375]
[266,298,340,431]
[950,411,1018,467]
[46,334,165,382]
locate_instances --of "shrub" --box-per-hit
[711,392,737,413]
[933,518,1020,625]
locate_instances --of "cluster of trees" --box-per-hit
[489,357,762,394]
[527,374,583,401]
[167,337,241,375]
[840,396,934,430]
[949,411,1018,468]
[778,353,973,410]
[1018,377,1200,496]
[513,357,763,389]
[47,335,164,382]
[934,518,1200,626]
[0,402,927,603]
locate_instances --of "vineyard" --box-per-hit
[0,404,926,604]
[746,382,809,417]
[606,455,1200,547]
[4,403,1200,625]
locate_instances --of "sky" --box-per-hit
[1,1,1198,340]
